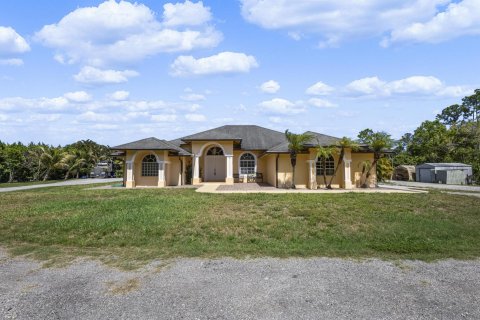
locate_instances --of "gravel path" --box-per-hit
[383,180,480,192]
[0,178,122,193]
[1,249,478,320]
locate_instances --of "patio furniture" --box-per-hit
[256,172,263,183]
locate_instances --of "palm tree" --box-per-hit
[59,150,87,180]
[285,130,313,189]
[39,146,65,181]
[357,131,393,188]
[315,143,336,189]
[326,137,358,189]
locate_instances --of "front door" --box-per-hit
[205,147,226,182]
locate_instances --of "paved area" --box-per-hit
[384,180,480,192]
[0,178,123,193]
[197,183,424,194]
[0,249,478,320]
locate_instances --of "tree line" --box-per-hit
[0,139,114,183]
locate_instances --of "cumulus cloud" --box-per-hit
[305,81,334,95]
[180,93,206,101]
[35,0,222,66]
[258,98,305,114]
[170,51,258,77]
[308,98,337,108]
[64,91,92,103]
[240,0,479,46]
[0,97,69,112]
[260,80,280,93]
[0,26,30,54]
[163,1,212,27]
[74,66,139,84]
[0,58,24,66]
[346,75,474,97]
[384,0,480,46]
[185,113,206,121]
[108,90,130,101]
[151,114,177,122]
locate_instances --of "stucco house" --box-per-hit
[112,125,376,189]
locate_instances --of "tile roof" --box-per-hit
[112,137,191,155]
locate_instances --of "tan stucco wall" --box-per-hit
[276,154,309,189]
[265,154,277,187]
[351,152,376,187]
[166,156,182,186]
[131,150,166,187]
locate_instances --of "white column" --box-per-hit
[225,154,234,184]
[192,155,201,184]
[307,160,316,189]
[157,161,165,187]
[344,159,352,189]
[125,161,135,188]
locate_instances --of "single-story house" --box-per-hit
[416,163,473,185]
[112,125,376,189]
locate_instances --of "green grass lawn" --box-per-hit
[0,180,60,188]
[0,185,479,268]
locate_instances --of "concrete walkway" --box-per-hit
[0,178,122,193]
[196,183,425,194]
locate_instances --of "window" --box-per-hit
[239,153,256,175]
[141,154,158,176]
[206,146,224,155]
[316,156,335,176]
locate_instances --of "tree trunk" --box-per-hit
[292,164,296,189]
[8,170,14,183]
[322,158,327,188]
[362,157,379,188]
[327,148,344,189]
[43,169,50,181]
[290,153,297,189]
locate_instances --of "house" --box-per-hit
[416,163,473,185]
[112,125,376,189]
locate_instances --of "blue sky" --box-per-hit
[1,0,479,146]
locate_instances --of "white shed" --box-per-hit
[415,163,473,185]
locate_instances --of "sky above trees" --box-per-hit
[1,0,479,145]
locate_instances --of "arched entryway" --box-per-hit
[204,146,226,182]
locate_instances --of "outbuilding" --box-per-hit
[415,163,473,185]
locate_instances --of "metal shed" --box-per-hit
[415,163,473,185]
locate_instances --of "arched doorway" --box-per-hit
[204,146,226,182]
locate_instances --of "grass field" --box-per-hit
[0,185,479,268]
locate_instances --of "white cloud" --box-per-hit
[0,58,24,66]
[163,1,212,27]
[0,26,30,54]
[74,66,139,84]
[308,98,337,108]
[181,93,206,101]
[151,114,177,122]
[185,113,206,122]
[108,90,130,101]
[0,97,69,112]
[240,0,467,46]
[306,81,334,95]
[64,91,92,103]
[259,98,305,114]
[260,80,280,93]
[35,0,222,66]
[0,114,8,121]
[384,0,480,46]
[170,52,258,77]
[346,75,474,97]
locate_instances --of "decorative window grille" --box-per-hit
[239,153,256,175]
[316,156,335,176]
[141,154,159,176]
[206,147,224,155]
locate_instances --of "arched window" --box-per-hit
[206,146,224,155]
[316,155,335,176]
[239,153,256,175]
[141,154,158,176]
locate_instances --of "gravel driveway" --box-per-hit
[1,249,478,320]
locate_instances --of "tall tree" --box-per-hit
[357,129,393,187]
[326,137,358,189]
[285,130,313,189]
[315,144,336,189]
